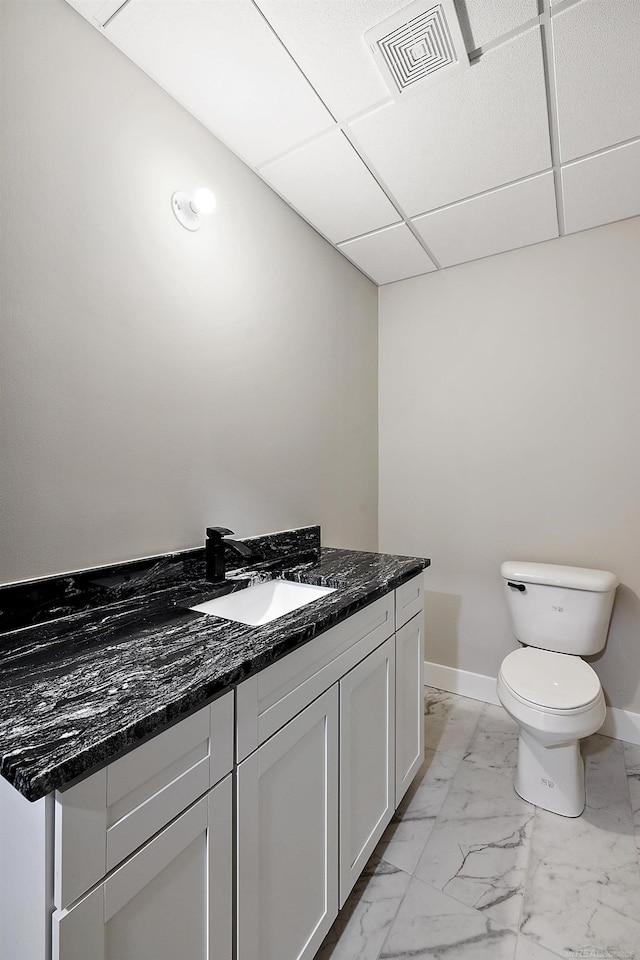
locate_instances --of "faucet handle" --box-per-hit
[206,526,234,540]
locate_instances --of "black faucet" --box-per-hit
[205,527,260,583]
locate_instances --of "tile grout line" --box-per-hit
[368,868,413,960]
[514,803,543,948]
[372,691,481,960]
[621,741,640,875]
[539,0,566,235]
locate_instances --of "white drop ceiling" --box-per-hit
[65,0,640,285]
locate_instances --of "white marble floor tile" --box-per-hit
[513,935,565,960]
[520,804,640,956]
[315,856,411,960]
[424,687,483,759]
[582,733,634,826]
[463,702,519,779]
[623,740,640,863]
[376,749,461,874]
[379,876,518,960]
[415,759,535,931]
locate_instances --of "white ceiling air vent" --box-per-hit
[365,0,469,100]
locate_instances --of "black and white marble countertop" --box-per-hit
[0,527,429,802]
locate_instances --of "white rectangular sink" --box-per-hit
[189,579,336,626]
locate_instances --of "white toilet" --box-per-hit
[497,561,618,817]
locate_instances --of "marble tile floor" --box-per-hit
[316,687,640,960]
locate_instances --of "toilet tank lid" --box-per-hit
[501,561,618,592]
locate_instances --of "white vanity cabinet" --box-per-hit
[0,572,425,960]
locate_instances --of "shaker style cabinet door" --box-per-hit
[339,636,395,906]
[236,686,339,960]
[395,612,424,804]
[52,775,232,960]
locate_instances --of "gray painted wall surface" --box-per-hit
[0,0,378,584]
[379,217,640,715]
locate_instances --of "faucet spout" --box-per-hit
[205,527,260,583]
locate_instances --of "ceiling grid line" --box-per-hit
[562,133,640,169]
[255,124,341,175]
[330,167,556,249]
[539,0,566,235]
[248,0,339,127]
[466,15,543,64]
[403,167,556,223]
[550,0,588,16]
[337,125,442,270]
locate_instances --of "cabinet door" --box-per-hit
[339,637,395,906]
[52,775,232,960]
[395,612,424,805]
[237,686,339,960]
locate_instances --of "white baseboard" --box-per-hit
[599,706,640,745]
[424,661,500,706]
[424,660,640,745]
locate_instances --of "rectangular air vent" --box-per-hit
[365,0,469,100]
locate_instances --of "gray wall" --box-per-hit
[0,0,378,584]
[379,217,640,715]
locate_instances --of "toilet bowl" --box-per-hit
[497,647,606,816]
[497,561,617,818]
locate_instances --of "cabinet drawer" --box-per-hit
[236,593,394,761]
[54,691,233,910]
[395,573,424,630]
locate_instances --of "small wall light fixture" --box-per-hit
[171,187,216,231]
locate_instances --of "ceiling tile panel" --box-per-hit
[348,28,551,216]
[412,172,558,267]
[461,0,539,51]
[562,140,640,236]
[253,0,409,120]
[92,0,336,166]
[552,0,640,162]
[259,130,400,243]
[338,224,436,285]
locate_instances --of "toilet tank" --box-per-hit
[501,561,618,656]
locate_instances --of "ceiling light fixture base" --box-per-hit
[171,191,201,231]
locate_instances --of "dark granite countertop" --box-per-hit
[0,528,429,802]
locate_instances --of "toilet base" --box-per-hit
[515,729,585,817]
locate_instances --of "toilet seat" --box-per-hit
[499,648,601,711]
